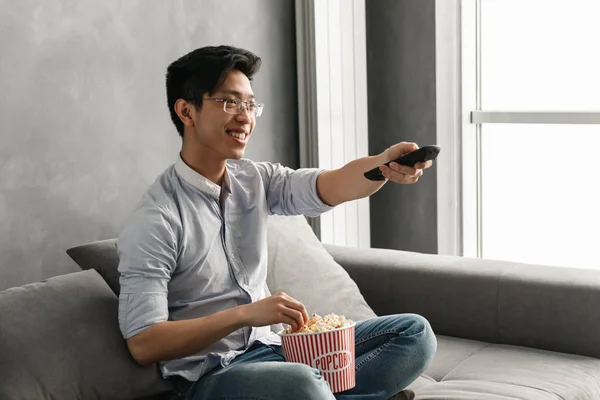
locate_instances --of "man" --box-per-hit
[118,45,436,400]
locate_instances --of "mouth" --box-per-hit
[226,129,249,143]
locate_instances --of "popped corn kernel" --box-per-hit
[286,313,354,334]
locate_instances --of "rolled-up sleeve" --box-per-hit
[116,202,178,339]
[255,162,334,217]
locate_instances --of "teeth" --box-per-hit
[228,131,247,140]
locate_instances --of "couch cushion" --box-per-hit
[405,375,436,393]
[265,215,376,322]
[417,380,561,399]
[415,338,600,400]
[0,270,172,400]
[423,335,490,382]
[67,238,120,295]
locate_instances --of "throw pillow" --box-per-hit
[266,215,377,322]
[67,238,120,295]
[0,270,172,400]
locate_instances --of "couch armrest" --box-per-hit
[324,244,600,359]
[323,244,512,344]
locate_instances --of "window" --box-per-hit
[460,0,600,269]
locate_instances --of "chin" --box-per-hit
[228,150,245,160]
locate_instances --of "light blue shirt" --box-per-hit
[117,155,333,381]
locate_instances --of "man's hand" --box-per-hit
[378,142,433,184]
[241,292,309,332]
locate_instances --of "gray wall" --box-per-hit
[0,0,299,291]
[366,0,438,254]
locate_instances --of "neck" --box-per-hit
[180,142,226,186]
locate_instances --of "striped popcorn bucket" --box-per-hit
[278,323,356,393]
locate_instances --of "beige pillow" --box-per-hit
[266,215,377,322]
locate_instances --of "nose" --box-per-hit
[235,106,252,123]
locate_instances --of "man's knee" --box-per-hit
[279,363,333,399]
[406,313,437,371]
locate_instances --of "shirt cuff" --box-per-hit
[119,292,169,339]
[292,168,334,217]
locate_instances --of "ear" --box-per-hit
[174,99,196,128]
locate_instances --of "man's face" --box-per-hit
[187,69,257,161]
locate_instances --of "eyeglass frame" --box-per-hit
[203,97,264,118]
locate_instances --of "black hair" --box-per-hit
[166,45,262,137]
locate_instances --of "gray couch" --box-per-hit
[326,244,600,399]
[1,215,599,399]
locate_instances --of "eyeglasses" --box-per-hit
[204,98,264,118]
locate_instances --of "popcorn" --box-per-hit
[280,312,357,392]
[286,313,354,334]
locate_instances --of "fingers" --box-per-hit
[280,315,302,332]
[299,306,309,325]
[387,142,419,161]
[281,308,306,332]
[400,141,419,153]
[276,292,309,326]
[280,315,299,332]
[389,162,419,176]
[414,160,433,169]
[380,163,423,183]
[288,300,309,325]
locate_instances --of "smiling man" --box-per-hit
[117,46,437,400]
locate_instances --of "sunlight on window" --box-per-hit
[482,124,600,269]
[482,0,600,110]
[476,0,600,269]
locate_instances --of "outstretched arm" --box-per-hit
[316,142,433,207]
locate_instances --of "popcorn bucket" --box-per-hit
[278,323,356,393]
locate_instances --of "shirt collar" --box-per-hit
[175,154,231,198]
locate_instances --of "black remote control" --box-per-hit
[364,145,441,181]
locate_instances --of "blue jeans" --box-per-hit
[172,314,436,400]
